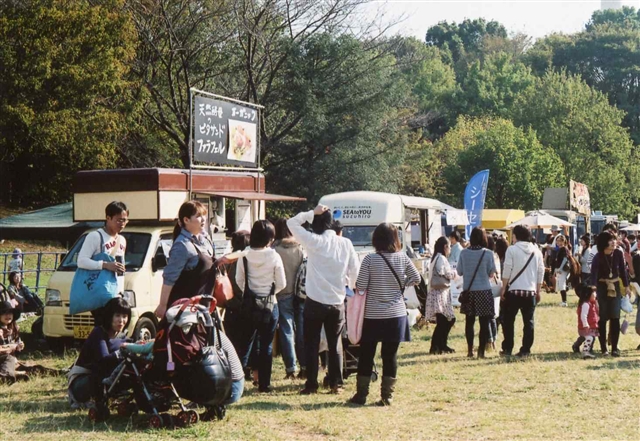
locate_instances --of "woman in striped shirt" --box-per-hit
[348,223,420,406]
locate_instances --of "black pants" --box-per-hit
[303,298,345,390]
[431,314,455,350]
[501,293,536,355]
[465,315,491,349]
[357,341,400,378]
[238,304,279,390]
[599,318,620,352]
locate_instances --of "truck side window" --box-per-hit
[152,235,173,272]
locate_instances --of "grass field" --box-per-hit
[0,291,638,441]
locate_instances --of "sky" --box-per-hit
[365,0,640,41]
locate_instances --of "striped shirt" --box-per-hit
[356,252,421,320]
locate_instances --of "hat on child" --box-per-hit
[0,301,21,322]
[12,248,22,258]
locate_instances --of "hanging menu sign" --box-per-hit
[193,94,260,167]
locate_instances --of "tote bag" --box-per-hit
[347,289,367,345]
[69,252,119,315]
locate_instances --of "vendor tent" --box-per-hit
[0,203,101,243]
[482,209,526,230]
[504,211,574,230]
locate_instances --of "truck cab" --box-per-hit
[43,225,173,344]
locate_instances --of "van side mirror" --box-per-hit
[152,255,167,272]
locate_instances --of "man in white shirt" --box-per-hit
[77,201,128,322]
[500,225,545,357]
[288,205,359,394]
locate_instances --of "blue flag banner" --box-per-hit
[464,170,490,239]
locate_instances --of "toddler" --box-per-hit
[575,284,599,359]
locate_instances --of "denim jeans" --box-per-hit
[294,296,305,369]
[223,378,245,405]
[278,294,297,373]
[501,293,536,355]
[239,303,279,390]
[303,298,344,390]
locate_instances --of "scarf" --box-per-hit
[597,277,619,298]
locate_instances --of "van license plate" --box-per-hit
[73,325,93,339]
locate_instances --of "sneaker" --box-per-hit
[601,349,610,356]
[299,387,318,395]
[611,349,621,357]
[582,352,596,359]
[560,302,567,307]
[571,343,581,354]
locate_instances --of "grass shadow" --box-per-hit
[233,399,349,412]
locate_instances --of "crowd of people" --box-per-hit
[0,200,638,418]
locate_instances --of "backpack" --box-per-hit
[294,258,307,299]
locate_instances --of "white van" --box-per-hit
[43,226,174,346]
[319,191,451,255]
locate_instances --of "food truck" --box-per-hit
[319,191,453,255]
[43,168,303,346]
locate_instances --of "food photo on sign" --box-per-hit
[227,119,257,163]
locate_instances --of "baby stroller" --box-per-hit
[88,295,233,428]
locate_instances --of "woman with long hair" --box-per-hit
[424,236,457,354]
[457,227,497,359]
[155,201,214,318]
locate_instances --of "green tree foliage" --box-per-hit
[512,71,640,217]
[525,7,640,144]
[264,33,411,203]
[437,117,565,210]
[390,36,458,138]
[454,52,535,119]
[0,0,137,205]
[425,18,507,65]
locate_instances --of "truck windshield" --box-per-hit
[58,232,152,272]
[342,226,376,247]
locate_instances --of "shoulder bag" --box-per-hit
[242,257,276,324]
[69,230,119,315]
[458,250,485,305]
[505,252,535,293]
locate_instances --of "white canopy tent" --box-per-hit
[504,211,574,230]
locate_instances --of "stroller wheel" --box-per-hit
[117,402,138,418]
[370,371,379,383]
[88,405,110,423]
[177,410,197,427]
[149,414,163,429]
[161,413,174,429]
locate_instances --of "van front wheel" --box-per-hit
[133,317,156,342]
